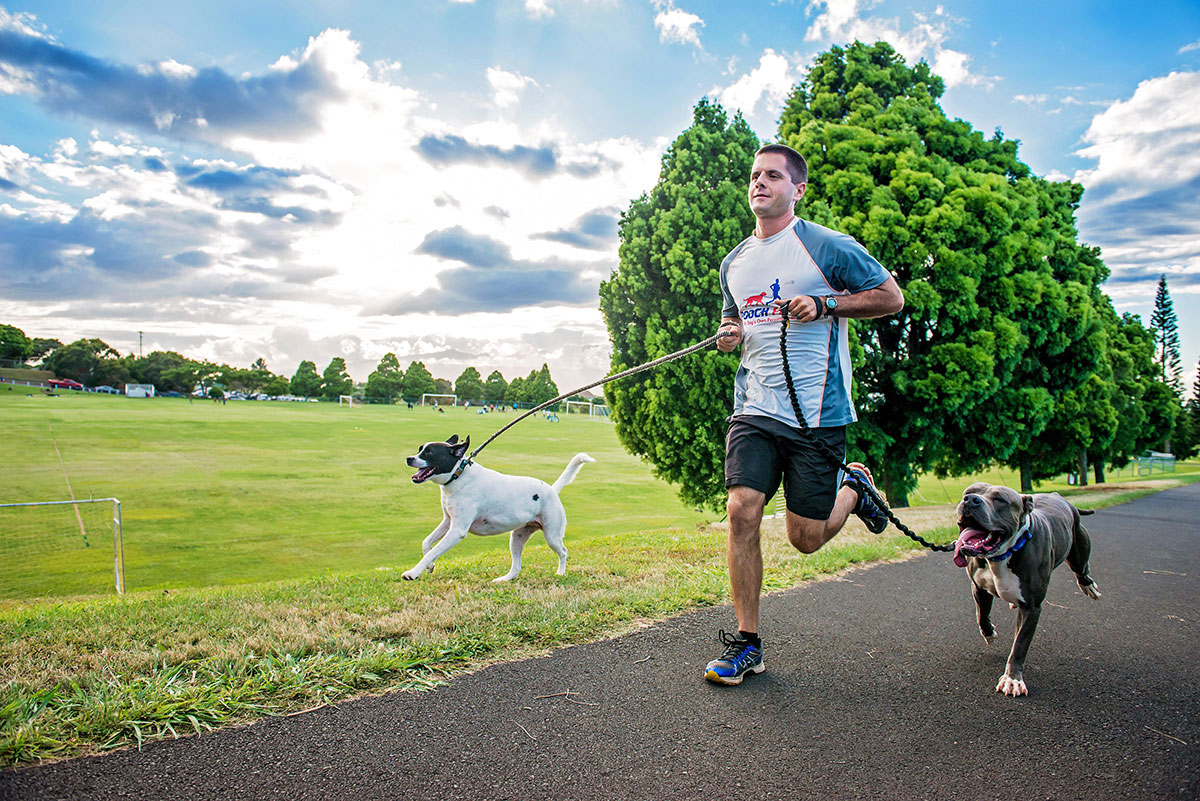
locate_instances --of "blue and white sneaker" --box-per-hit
[842,462,889,534]
[704,630,764,685]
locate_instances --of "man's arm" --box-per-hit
[777,275,904,323]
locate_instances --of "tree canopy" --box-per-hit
[599,98,759,510]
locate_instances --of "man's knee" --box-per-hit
[786,515,828,554]
[727,486,765,536]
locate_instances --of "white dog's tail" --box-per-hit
[552,453,595,493]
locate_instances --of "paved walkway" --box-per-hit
[4,484,1198,800]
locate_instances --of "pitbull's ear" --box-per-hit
[446,434,459,445]
[1022,495,1034,516]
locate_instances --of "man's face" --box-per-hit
[748,152,805,219]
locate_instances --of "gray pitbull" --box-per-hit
[954,482,1101,697]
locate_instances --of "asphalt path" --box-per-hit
[4,484,1198,800]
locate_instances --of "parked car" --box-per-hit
[47,378,84,390]
[94,385,120,394]
[160,390,184,398]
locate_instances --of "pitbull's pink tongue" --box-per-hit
[953,527,990,567]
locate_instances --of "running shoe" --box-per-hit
[842,462,889,534]
[704,630,764,685]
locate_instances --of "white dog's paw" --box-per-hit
[981,631,996,645]
[492,574,517,583]
[402,568,422,581]
[995,674,1028,697]
[1080,580,1100,600]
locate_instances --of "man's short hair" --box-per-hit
[755,144,808,185]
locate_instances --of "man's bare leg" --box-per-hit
[726,485,766,634]
[785,482,860,554]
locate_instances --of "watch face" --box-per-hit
[826,297,838,309]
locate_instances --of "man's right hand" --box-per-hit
[717,321,742,352]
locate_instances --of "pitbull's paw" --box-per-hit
[1080,580,1100,600]
[995,674,1028,697]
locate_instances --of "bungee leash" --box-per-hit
[456,331,739,474]
[778,311,956,553]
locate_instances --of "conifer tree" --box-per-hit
[1151,275,1183,395]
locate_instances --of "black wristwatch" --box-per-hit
[809,295,838,319]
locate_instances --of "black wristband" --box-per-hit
[808,295,824,319]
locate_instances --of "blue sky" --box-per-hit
[1,0,1198,395]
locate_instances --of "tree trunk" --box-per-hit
[1077,449,1088,487]
[881,470,909,509]
[1093,460,1105,484]
[1019,460,1033,493]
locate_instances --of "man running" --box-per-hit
[707,143,904,685]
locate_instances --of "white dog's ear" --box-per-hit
[452,435,470,457]
[446,434,459,445]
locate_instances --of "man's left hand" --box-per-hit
[775,296,821,323]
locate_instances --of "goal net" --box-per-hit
[420,393,457,407]
[0,498,124,599]
[338,395,354,407]
[565,400,593,416]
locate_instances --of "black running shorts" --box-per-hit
[724,415,847,520]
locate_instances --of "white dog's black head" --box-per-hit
[406,434,470,484]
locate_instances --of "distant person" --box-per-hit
[706,143,904,686]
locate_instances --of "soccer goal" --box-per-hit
[565,400,593,416]
[338,395,354,407]
[590,403,612,422]
[420,393,457,407]
[0,498,124,598]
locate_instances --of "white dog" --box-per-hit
[403,434,594,582]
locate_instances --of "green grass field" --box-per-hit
[3,388,1195,600]
[3,386,1198,763]
[1,390,716,599]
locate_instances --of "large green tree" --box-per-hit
[599,98,758,510]
[364,353,404,402]
[484,370,508,402]
[320,357,353,400]
[0,324,32,362]
[290,361,321,397]
[777,41,1114,503]
[400,361,436,401]
[41,338,129,387]
[454,367,485,403]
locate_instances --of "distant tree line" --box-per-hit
[0,325,564,406]
[600,41,1197,511]
[362,354,561,406]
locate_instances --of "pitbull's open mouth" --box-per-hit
[411,466,437,484]
[954,519,1005,566]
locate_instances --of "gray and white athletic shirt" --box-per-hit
[719,217,891,429]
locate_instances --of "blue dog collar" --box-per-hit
[989,517,1032,562]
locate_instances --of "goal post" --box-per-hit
[565,400,593,416]
[590,403,611,422]
[338,395,354,407]
[420,393,457,407]
[0,498,124,598]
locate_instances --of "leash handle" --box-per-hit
[467,330,738,462]
[778,311,955,552]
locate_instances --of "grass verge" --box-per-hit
[2,475,1196,766]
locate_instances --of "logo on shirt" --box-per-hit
[741,279,784,323]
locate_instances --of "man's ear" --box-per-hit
[1022,495,1034,516]
[446,434,459,445]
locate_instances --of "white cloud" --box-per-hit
[653,1,705,48]
[804,0,997,88]
[712,49,804,119]
[1072,70,1200,298]
[1180,38,1200,53]
[1013,93,1049,106]
[487,67,539,108]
